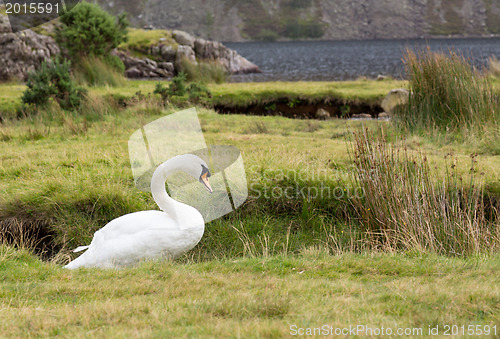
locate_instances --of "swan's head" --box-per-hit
[177,154,213,193]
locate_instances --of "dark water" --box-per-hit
[225,38,500,82]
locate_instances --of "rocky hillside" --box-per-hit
[98,0,500,41]
[0,15,59,81]
[0,13,259,81]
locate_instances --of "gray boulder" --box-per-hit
[192,37,260,74]
[160,45,177,62]
[381,88,409,115]
[125,67,143,78]
[159,62,175,73]
[172,30,195,48]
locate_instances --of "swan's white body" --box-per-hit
[65,154,210,269]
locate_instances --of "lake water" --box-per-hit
[225,38,500,82]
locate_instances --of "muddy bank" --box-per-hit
[0,214,58,260]
[213,97,384,119]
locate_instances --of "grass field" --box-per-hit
[1,247,499,337]
[0,77,499,337]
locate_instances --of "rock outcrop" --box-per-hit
[115,29,261,79]
[0,12,259,81]
[113,50,174,78]
[0,15,60,81]
[191,37,260,74]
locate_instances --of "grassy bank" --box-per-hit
[0,79,404,121]
[1,247,499,337]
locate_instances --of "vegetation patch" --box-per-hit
[118,28,178,59]
[21,58,86,112]
[398,49,500,146]
[350,128,499,255]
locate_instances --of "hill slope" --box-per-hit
[98,0,500,41]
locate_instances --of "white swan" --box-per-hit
[64,154,212,269]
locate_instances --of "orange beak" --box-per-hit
[200,172,213,193]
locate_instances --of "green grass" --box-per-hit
[1,246,499,337]
[0,105,498,258]
[0,82,25,120]
[209,79,405,107]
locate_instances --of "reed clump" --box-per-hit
[398,48,500,137]
[72,55,127,87]
[350,128,499,255]
[180,57,229,84]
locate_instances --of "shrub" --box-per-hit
[187,82,212,105]
[56,1,128,58]
[154,73,187,98]
[154,72,212,106]
[399,48,500,135]
[21,58,85,110]
[168,72,187,96]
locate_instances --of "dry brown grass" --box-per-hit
[349,128,499,255]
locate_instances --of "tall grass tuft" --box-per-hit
[350,128,499,255]
[180,58,228,84]
[72,55,127,87]
[488,55,500,78]
[398,48,499,136]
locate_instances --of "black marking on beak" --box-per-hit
[199,165,213,193]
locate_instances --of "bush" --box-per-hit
[21,58,85,110]
[56,2,128,58]
[187,82,212,105]
[154,72,212,106]
[167,72,187,96]
[399,48,500,135]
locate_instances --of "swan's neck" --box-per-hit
[151,160,185,221]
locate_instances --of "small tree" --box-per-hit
[22,58,85,110]
[56,2,128,57]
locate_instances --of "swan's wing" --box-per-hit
[66,207,205,268]
[71,224,203,268]
[94,210,178,241]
